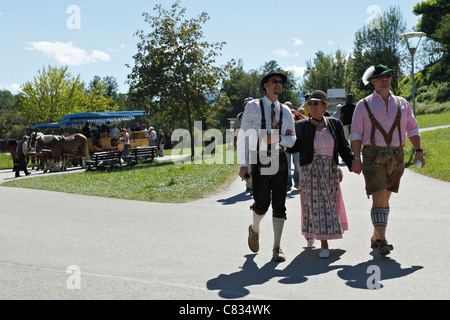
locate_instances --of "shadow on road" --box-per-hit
[206,249,423,298]
[206,249,345,299]
[337,250,424,289]
[217,192,253,206]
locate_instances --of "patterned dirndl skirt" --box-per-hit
[299,154,348,240]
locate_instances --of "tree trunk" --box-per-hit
[186,99,195,156]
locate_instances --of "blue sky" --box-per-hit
[0,0,422,94]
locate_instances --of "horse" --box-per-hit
[0,138,19,171]
[32,132,90,170]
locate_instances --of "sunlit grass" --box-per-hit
[405,128,450,182]
[3,158,239,203]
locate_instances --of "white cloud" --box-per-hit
[292,38,303,46]
[285,65,307,77]
[26,41,111,66]
[0,83,22,93]
[274,49,299,58]
[328,40,334,46]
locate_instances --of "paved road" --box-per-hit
[1,159,449,301]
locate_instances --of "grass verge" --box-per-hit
[2,159,240,203]
[405,127,450,182]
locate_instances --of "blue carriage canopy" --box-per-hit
[31,111,149,130]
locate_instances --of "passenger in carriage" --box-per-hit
[90,123,101,147]
[110,123,120,138]
[82,122,90,138]
[100,122,111,136]
[141,124,149,138]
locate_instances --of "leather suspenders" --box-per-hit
[363,96,402,147]
[259,99,283,131]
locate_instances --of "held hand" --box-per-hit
[264,134,280,145]
[239,166,249,180]
[352,159,362,175]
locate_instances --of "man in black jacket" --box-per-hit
[15,136,31,178]
[340,93,356,140]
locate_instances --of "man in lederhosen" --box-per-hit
[351,65,426,256]
[237,71,296,262]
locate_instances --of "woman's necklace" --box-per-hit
[312,116,324,127]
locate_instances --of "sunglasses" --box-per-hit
[268,79,284,85]
[375,73,392,79]
[307,101,323,107]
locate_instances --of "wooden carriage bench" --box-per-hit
[124,146,157,165]
[86,150,123,171]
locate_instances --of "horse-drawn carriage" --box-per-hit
[61,111,150,153]
[28,111,150,172]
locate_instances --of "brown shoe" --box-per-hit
[377,240,394,256]
[272,247,286,262]
[248,225,259,253]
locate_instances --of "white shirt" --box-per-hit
[237,96,296,167]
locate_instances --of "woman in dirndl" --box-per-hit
[288,90,354,258]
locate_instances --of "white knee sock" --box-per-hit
[273,217,285,249]
[251,212,265,233]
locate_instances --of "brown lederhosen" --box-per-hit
[250,99,288,218]
[361,97,405,195]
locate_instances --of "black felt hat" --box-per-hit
[260,70,287,91]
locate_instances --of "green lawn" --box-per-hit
[405,127,450,182]
[416,110,450,128]
[2,155,240,203]
[0,153,14,169]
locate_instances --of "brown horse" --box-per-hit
[32,132,90,170]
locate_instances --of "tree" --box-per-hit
[300,49,351,94]
[86,76,119,111]
[414,0,450,53]
[351,6,407,98]
[18,66,117,126]
[126,1,233,156]
[18,66,85,125]
[0,90,16,110]
[409,0,450,103]
[218,60,261,128]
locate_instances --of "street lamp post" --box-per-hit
[397,32,426,117]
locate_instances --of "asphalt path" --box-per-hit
[0,149,449,300]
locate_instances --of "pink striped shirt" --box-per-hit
[350,90,420,147]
